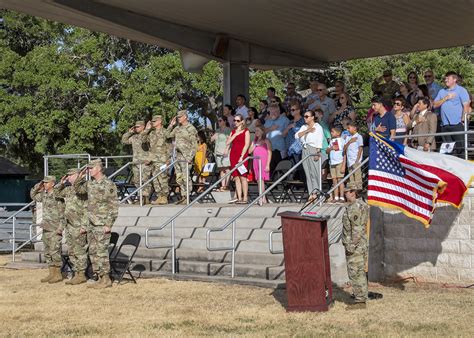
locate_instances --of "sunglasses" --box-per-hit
[316,89,324,91]
[304,115,312,118]
[234,119,241,122]
[394,102,401,106]
[290,108,298,112]
[409,76,417,79]
[424,75,432,78]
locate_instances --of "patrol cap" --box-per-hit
[42,175,56,183]
[86,159,103,168]
[151,115,163,122]
[344,182,360,192]
[135,120,145,127]
[176,110,187,118]
[383,69,393,76]
[67,168,81,175]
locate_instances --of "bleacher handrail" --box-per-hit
[464,113,473,160]
[43,153,91,176]
[0,201,35,225]
[144,155,261,275]
[108,161,133,180]
[206,154,313,278]
[120,159,188,206]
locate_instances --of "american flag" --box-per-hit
[368,134,444,226]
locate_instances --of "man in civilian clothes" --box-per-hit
[371,96,396,140]
[433,71,471,154]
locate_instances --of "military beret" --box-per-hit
[176,110,187,118]
[67,168,81,175]
[86,159,103,168]
[344,182,360,192]
[42,175,56,183]
[135,120,145,127]
[151,115,163,121]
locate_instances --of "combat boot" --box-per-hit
[142,196,150,205]
[152,196,168,205]
[93,274,112,289]
[66,272,87,285]
[48,266,64,284]
[87,275,101,288]
[346,302,367,310]
[41,267,53,283]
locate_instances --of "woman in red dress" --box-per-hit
[225,114,250,204]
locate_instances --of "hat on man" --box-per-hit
[135,120,145,127]
[86,159,103,168]
[42,175,56,183]
[176,110,187,118]
[67,168,81,176]
[344,182,360,192]
[382,69,393,77]
[151,115,163,122]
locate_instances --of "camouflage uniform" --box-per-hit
[166,116,198,198]
[30,179,65,268]
[141,118,170,201]
[56,170,88,275]
[121,121,152,197]
[342,197,369,303]
[74,163,118,278]
[371,79,400,107]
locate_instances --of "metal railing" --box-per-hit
[108,161,133,180]
[91,155,133,168]
[206,154,313,278]
[144,156,262,275]
[464,113,474,160]
[44,153,91,176]
[120,159,189,206]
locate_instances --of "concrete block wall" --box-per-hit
[379,196,473,284]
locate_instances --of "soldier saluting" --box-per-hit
[74,159,118,288]
[166,110,198,205]
[30,176,65,284]
[56,168,89,285]
[141,115,170,205]
[342,182,369,310]
[121,120,152,204]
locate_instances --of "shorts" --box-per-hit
[329,163,344,179]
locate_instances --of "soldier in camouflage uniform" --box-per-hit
[166,110,198,204]
[56,168,89,285]
[371,69,400,107]
[141,115,170,205]
[121,120,152,204]
[30,176,65,284]
[342,182,369,310]
[75,159,118,288]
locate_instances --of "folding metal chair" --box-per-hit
[108,231,120,258]
[110,233,141,284]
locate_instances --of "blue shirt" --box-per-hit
[264,114,290,151]
[427,82,442,100]
[372,111,396,139]
[434,84,470,126]
[286,117,305,156]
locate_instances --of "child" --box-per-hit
[248,126,272,205]
[194,130,209,192]
[343,121,364,190]
[326,126,345,202]
[341,117,352,142]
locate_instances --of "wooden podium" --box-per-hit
[279,211,332,312]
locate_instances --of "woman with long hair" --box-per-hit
[295,110,324,202]
[249,125,272,205]
[211,116,231,191]
[392,96,411,145]
[329,92,356,129]
[225,114,250,204]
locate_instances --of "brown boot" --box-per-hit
[152,196,168,205]
[87,275,101,288]
[41,267,53,283]
[93,274,112,289]
[65,272,87,285]
[346,302,367,310]
[48,266,64,284]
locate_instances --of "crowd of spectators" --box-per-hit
[125,69,472,205]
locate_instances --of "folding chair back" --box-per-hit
[110,233,141,284]
[109,231,120,258]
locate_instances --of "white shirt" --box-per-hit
[235,105,249,119]
[329,137,345,165]
[295,123,323,149]
[346,132,364,167]
[412,109,428,128]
